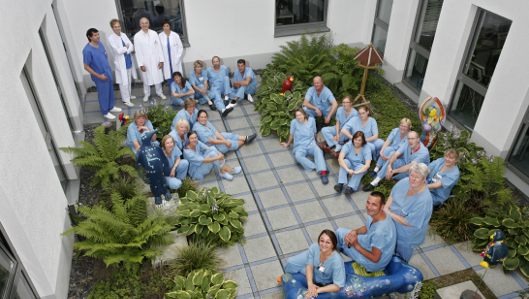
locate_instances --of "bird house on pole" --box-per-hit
[352,44,384,108]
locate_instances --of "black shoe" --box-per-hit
[321,174,329,184]
[362,183,377,192]
[344,187,354,195]
[245,134,257,144]
[224,99,229,107]
[316,122,324,133]
[368,171,377,179]
[209,102,217,111]
[221,107,233,118]
[334,183,343,193]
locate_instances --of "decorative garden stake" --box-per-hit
[352,44,383,109]
[118,112,129,126]
[419,97,446,150]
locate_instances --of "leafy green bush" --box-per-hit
[61,125,136,187]
[165,268,238,299]
[175,187,247,247]
[101,176,144,209]
[147,104,177,142]
[88,267,146,299]
[419,281,438,299]
[429,197,480,244]
[175,177,199,199]
[169,241,223,277]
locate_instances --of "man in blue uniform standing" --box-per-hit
[83,28,121,120]
[303,76,338,131]
[226,59,256,109]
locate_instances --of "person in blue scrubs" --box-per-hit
[303,76,338,129]
[193,110,257,154]
[170,72,195,109]
[321,96,358,152]
[335,131,372,194]
[183,131,241,181]
[172,98,198,130]
[83,28,122,120]
[368,118,412,178]
[206,56,233,118]
[189,60,216,110]
[341,106,384,159]
[363,131,430,191]
[427,149,460,207]
[335,192,396,272]
[383,163,433,262]
[280,108,329,184]
[226,59,256,109]
[169,118,190,154]
[126,110,159,155]
[281,230,345,298]
[161,135,189,190]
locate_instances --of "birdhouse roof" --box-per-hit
[354,44,384,65]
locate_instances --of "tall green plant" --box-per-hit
[166,268,238,299]
[61,125,136,187]
[147,104,177,142]
[169,241,224,277]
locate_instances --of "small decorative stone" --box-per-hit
[460,290,482,299]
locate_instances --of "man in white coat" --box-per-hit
[134,17,167,102]
[108,19,137,107]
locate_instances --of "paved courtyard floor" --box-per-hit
[84,85,527,299]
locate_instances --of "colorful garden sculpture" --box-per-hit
[480,230,508,268]
[282,75,294,93]
[119,112,129,126]
[280,257,423,299]
[419,97,446,151]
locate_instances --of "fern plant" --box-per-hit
[147,104,177,142]
[61,124,136,187]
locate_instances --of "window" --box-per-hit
[275,0,329,37]
[448,9,511,130]
[371,0,393,56]
[508,120,529,180]
[403,0,444,92]
[115,0,189,46]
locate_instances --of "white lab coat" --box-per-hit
[133,29,164,85]
[107,32,138,86]
[159,31,183,79]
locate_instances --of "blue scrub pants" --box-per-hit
[294,143,326,173]
[208,133,240,154]
[171,94,194,109]
[303,106,334,120]
[95,78,115,115]
[321,126,347,148]
[367,139,385,160]
[194,83,215,105]
[376,147,397,167]
[396,241,413,263]
[335,228,366,264]
[431,193,444,207]
[338,160,366,191]
[165,159,189,189]
[229,84,256,101]
[376,158,409,181]
[196,147,225,180]
[211,77,231,111]
[284,250,309,276]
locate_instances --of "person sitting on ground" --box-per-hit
[334,191,396,273]
[334,131,372,195]
[160,135,189,191]
[189,60,216,110]
[363,131,430,192]
[341,105,384,159]
[183,130,241,181]
[225,59,256,109]
[126,110,159,155]
[280,230,346,298]
[427,148,460,207]
[193,110,257,154]
[303,76,338,130]
[206,56,233,118]
[172,98,198,130]
[383,163,433,262]
[321,96,358,152]
[168,118,190,154]
[170,72,195,109]
[280,108,329,184]
[368,118,411,178]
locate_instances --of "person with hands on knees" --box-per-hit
[303,76,338,130]
[281,108,329,184]
[427,149,460,207]
[383,163,433,262]
[226,59,257,109]
[321,96,358,152]
[189,60,216,110]
[161,135,189,190]
[170,72,195,109]
[126,110,159,155]
[280,230,346,298]
[334,131,372,195]
[341,105,384,160]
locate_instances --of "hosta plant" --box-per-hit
[147,104,177,142]
[471,203,529,277]
[165,268,238,299]
[175,187,247,247]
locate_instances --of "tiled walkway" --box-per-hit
[84,86,528,299]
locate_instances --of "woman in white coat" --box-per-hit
[133,17,166,103]
[159,19,183,86]
[108,19,137,107]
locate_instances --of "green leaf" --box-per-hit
[260,126,271,137]
[193,269,204,285]
[207,284,221,297]
[211,273,225,286]
[222,280,238,289]
[185,278,195,291]
[474,228,491,240]
[190,210,203,217]
[165,291,191,299]
[219,226,231,242]
[503,257,519,270]
[469,217,484,225]
[483,217,500,227]
[199,204,211,212]
[229,219,242,230]
[228,211,239,219]
[186,190,198,201]
[216,289,231,299]
[503,218,518,228]
[262,115,272,123]
[519,245,529,256]
[199,215,213,225]
[208,221,221,233]
[507,248,517,259]
[510,206,522,220]
[174,275,187,289]
[516,235,527,245]
[213,214,226,222]
[177,226,191,235]
[520,259,529,277]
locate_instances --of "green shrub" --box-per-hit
[101,176,144,208]
[419,281,437,299]
[169,241,223,277]
[175,187,247,247]
[429,197,480,244]
[147,104,177,142]
[61,124,136,187]
[175,177,200,199]
[165,268,238,299]
[89,267,146,299]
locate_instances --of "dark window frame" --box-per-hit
[274,0,330,37]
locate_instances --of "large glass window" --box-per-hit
[449,9,511,130]
[275,0,328,37]
[371,0,393,56]
[508,122,529,180]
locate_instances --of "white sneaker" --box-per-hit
[143,95,149,102]
[334,144,342,152]
[110,106,122,113]
[130,95,137,99]
[226,102,237,109]
[104,113,116,120]
[158,93,167,100]
[225,95,229,102]
[123,101,134,108]
[247,94,254,103]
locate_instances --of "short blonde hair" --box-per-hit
[183,98,196,109]
[400,118,412,128]
[445,148,460,161]
[110,19,121,28]
[133,110,148,121]
[409,163,429,179]
[194,60,204,68]
[175,118,190,131]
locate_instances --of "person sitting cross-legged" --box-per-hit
[321,95,358,152]
[334,131,371,195]
[225,59,256,109]
[427,148,460,207]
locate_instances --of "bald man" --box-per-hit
[303,76,338,129]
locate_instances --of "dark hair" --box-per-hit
[237,59,246,65]
[352,131,367,146]
[187,130,198,139]
[197,109,208,119]
[370,191,386,205]
[172,71,187,88]
[86,28,98,41]
[318,230,338,251]
[161,19,171,27]
[155,5,165,14]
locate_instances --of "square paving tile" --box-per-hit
[260,291,283,299]
[222,176,251,195]
[420,227,445,249]
[305,221,334,243]
[268,151,296,168]
[242,213,267,237]
[199,180,219,190]
[244,156,272,173]
[303,168,320,179]
[251,171,279,190]
[202,168,218,182]
[224,268,252,296]
[294,201,327,222]
[452,241,482,267]
[284,182,316,202]
[266,207,299,230]
[275,229,310,254]
[276,166,304,184]
[258,187,288,208]
[243,236,277,263]
[242,104,258,115]
[424,246,466,275]
[408,254,435,280]
[251,260,283,291]
[227,106,245,118]
[248,114,262,127]
[327,158,341,175]
[476,266,523,296]
[333,215,365,231]
[322,195,355,217]
[311,179,338,198]
[227,117,251,130]
[349,191,369,211]
[238,193,258,213]
[238,138,263,157]
[218,245,243,268]
[207,110,222,121]
[261,138,285,153]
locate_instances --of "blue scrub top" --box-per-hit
[206,65,229,90]
[335,107,358,130]
[189,70,208,87]
[427,158,460,203]
[83,42,113,82]
[290,117,317,153]
[357,215,397,272]
[234,67,256,91]
[389,178,433,248]
[306,243,346,287]
[193,121,218,145]
[343,117,378,139]
[171,81,193,95]
[397,142,430,165]
[341,142,372,167]
[126,120,155,149]
[168,129,188,153]
[183,141,212,180]
[304,86,336,110]
[164,145,183,168]
[387,127,409,150]
[172,108,198,130]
